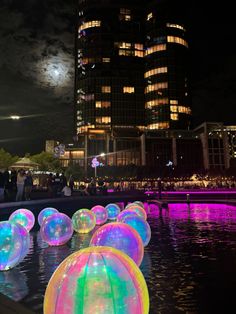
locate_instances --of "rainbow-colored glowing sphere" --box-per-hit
[126,204,147,220]
[91,205,108,225]
[105,203,120,220]
[0,221,29,271]
[72,209,96,233]
[38,207,58,226]
[40,213,73,246]
[117,209,139,222]
[90,222,144,266]
[9,208,35,232]
[16,223,30,262]
[133,201,145,209]
[44,246,149,314]
[122,215,151,247]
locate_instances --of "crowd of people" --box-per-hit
[0,169,33,202]
[46,173,74,198]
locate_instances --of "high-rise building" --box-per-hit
[145,0,191,130]
[74,0,192,169]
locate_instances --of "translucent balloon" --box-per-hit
[16,223,30,262]
[38,207,58,226]
[91,205,108,225]
[90,222,144,266]
[0,221,29,271]
[122,215,151,247]
[9,208,35,231]
[40,213,73,246]
[44,246,149,314]
[72,209,96,233]
[133,201,145,209]
[117,209,139,222]
[125,204,147,220]
[105,203,120,220]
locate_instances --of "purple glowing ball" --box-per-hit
[9,208,35,232]
[40,213,73,246]
[91,205,108,225]
[38,207,59,226]
[117,209,139,222]
[90,222,144,266]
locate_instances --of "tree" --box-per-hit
[0,149,18,170]
[65,162,84,181]
[31,151,62,172]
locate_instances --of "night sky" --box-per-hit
[0,0,235,155]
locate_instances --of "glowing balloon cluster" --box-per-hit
[9,208,35,232]
[122,215,151,247]
[91,205,108,225]
[90,222,144,266]
[72,209,96,233]
[40,213,73,246]
[0,221,30,271]
[38,207,58,226]
[105,203,120,220]
[44,246,149,314]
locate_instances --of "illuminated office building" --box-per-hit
[74,0,192,169]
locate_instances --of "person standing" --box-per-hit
[16,169,26,201]
[24,171,33,201]
[69,175,74,194]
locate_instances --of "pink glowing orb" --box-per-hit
[122,215,151,247]
[40,213,73,246]
[38,207,58,226]
[44,246,149,314]
[117,209,139,222]
[9,208,35,232]
[125,204,147,220]
[91,205,108,225]
[90,222,144,266]
[72,209,96,233]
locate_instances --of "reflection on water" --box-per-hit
[0,203,236,313]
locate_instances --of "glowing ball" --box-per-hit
[0,221,29,271]
[40,213,73,246]
[72,209,96,233]
[105,203,120,220]
[16,223,30,262]
[122,215,151,247]
[44,246,149,314]
[9,208,35,232]
[90,222,144,266]
[117,209,139,222]
[133,201,145,209]
[91,205,108,225]
[38,207,58,226]
[126,204,147,220]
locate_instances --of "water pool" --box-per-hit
[1,203,236,313]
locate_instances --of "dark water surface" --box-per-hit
[1,203,236,314]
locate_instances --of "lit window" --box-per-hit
[144,67,168,78]
[96,101,111,108]
[120,8,131,21]
[79,20,101,32]
[135,43,143,50]
[171,113,179,120]
[166,23,186,31]
[96,116,111,124]
[145,82,168,93]
[123,86,135,93]
[170,99,178,105]
[102,57,110,63]
[170,106,178,112]
[101,86,111,93]
[145,44,166,56]
[147,12,153,21]
[167,36,188,48]
[145,98,169,109]
[120,8,131,14]
[147,122,170,130]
